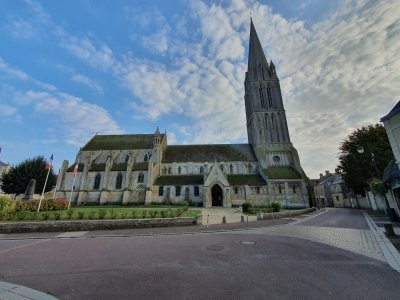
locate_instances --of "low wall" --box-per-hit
[257,207,316,220]
[0,216,201,234]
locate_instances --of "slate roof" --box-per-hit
[264,167,302,180]
[382,160,400,183]
[227,175,267,186]
[381,100,400,121]
[162,144,256,163]
[81,134,161,151]
[154,175,204,185]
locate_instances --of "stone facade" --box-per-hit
[57,21,309,209]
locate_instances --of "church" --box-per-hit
[56,20,309,208]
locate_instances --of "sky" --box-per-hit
[0,0,399,178]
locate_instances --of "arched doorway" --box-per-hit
[211,184,223,206]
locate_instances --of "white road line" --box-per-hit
[55,231,88,238]
[0,239,50,254]
[287,209,329,226]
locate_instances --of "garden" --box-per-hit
[0,195,200,222]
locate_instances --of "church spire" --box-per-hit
[248,19,270,72]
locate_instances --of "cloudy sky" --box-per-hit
[0,0,399,178]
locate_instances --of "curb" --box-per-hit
[0,281,57,300]
[363,211,400,273]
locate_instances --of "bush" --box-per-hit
[15,199,68,212]
[66,209,74,219]
[160,210,166,218]
[141,209,147,219]
[271,202,281,212]
[53,211,61,220]
[98,209,107,219]
[42,212,51,220]
[88,211,96,220]
[242,202,252,213]
[149,210,157,218]
[15,211,27,221]
[130,210,136,219]
[77,212,85,219]
[0,195,15,213]
[181,201,189,210]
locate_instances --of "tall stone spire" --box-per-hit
[248,19,270,75]
[244,19,304,175]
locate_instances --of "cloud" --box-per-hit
[71,74,103,94]
[6,18,38,40]
[0,103,18,116]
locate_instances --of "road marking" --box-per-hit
[0,239,50,254]
[56,231,88,238]
[287,209,329,226]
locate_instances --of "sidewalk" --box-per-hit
[0,281,57,300]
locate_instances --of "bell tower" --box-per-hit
[244,19,304,175]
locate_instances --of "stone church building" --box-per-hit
[57,21,309,208]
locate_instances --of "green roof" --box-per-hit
[154,175,204,185]
[227,175,267,186]
[264,167,302,179]
[82,134,160,151]
[132,162,149,171]
[162,144,256,163]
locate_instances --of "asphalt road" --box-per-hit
[297,208,369,229]
[0,209,399,299]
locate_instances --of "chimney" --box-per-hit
[319,173,323,178]
[325,170,330,176]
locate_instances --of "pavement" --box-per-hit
[1,207,400,299]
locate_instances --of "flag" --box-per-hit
[73,161,79,177]
[45,154,53,169]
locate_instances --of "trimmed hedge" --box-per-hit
[15,199,69,212]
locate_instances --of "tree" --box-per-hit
[0,156,56,195]
[337,124,393,194]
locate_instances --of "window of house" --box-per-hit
[168,167,172,174]
[267,85,272,107]
[259,88,265,107]
[162,167,167,174]
[279,185,282,194]
[176,186,181,196]
[234,187,238,194]
[248,164,253,173]
[230,164,233,174]
[273,156,280,163]
[194,186,199,196]
[138,172,144,183]
[220,164,224,172]
[178,166,181,174]
[256,187,260,194]
[144,154,148,162]
[125,154,129,163]
[159,186,164,196]
[94,173,101,190]
[200,166,204,174]
[116,172,123,189]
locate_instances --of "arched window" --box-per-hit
[194,186,199,196]
[267,85,272,107]
[259,88,265,107]
[144,154,148,162]
[279,185,282,194]
[200,166,204,174]
[234,187,238,194]
[220,164,224,172]
[162,167,167,174]
[94,173,101,190]
[116,172,123,189]
[168,167,172,174]
[230,164,233,174]
[138,172,144,183]
[248,164,253,173]
[159,186,164,196]
[273,156,280,163]
[178,166,181,174]
[125,154,129,163]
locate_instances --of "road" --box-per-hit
[0,208,399,299]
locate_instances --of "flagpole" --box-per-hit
[38,155,53,212]
[68,160,79,210]
[52,168,61,200]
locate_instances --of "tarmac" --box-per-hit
[1,207,400,299]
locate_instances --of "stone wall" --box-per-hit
[0,216,201,233]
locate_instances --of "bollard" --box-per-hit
[256,211,263,220]
[222,216,226,224]
[207,214,209,229]
[241,215,244,222]
[384,223,395,237]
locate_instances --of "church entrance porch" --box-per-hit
[211,184,223,206]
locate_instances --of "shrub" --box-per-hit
[271,202,281,212]
[42,212,51,220]
[77,212,85,219]
[149,210,157,218]
[109,209,117,219]
[66,209,74,219]
[181,201,189,210]
[98,209,107,219]
[130,210,136,219]
[53,211,61,220]
[242,202,252,213]
[160,210,166,218]
[88,211,96,220]
[141,209,147,219]
[15,211,27,220]
[120,211,127,219]
[0,195,15,213]
[15,199,68,212]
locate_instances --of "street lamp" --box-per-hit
[356,145,380,179]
